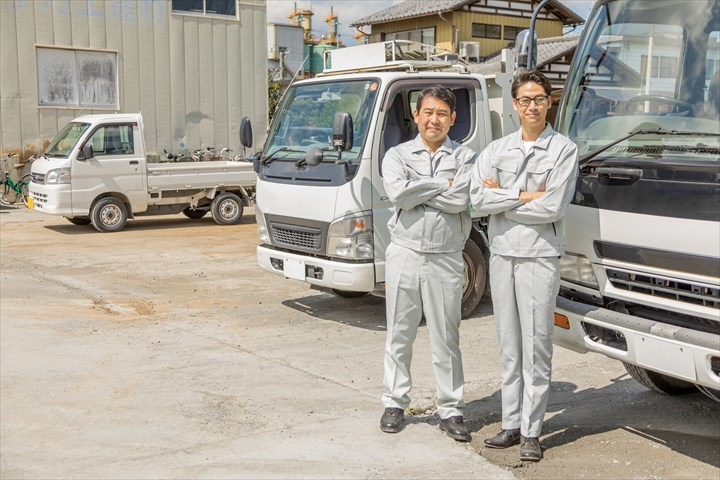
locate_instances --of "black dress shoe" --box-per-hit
[520,436,543,461]
[380,407,404,433]
[483,428,521,449]
[439,416,471,442]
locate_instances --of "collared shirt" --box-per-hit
[470,124,579,257]
[382,135,476,253]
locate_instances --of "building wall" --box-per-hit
[0,0,267,161]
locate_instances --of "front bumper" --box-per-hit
[257,245,376,292]
[554,295,720,390]
[28,183,73,216]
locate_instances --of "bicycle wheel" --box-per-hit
[20,175,31,207]
[0,183,19,206]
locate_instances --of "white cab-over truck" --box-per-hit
[29,113,256,232]
[249,42,519,318]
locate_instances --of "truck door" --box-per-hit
[73,123,146,215]
[371,78,486,281]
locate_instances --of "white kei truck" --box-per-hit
[247,0,719,400]
[28,113,256,232]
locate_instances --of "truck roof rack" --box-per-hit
[321,40,467,75]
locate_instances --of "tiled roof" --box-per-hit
[467,35,580,74]
[351,0,584,27]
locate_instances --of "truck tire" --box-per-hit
[211,193,243,225]
[182,207,208,220]
[90,197,128,232]
[65,216,92,226]
[623,362,697,395]
[331,289,369,298]
[461,239,486,318]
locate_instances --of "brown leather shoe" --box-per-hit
[483,428,521,449]
[439,416,471,442]
[520,436,543,461]
[380,407,404,433]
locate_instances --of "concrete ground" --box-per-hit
[1,206,718,479]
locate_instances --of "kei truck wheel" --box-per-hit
[91,197,128,232]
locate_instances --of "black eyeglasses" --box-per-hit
[515,95,550,107]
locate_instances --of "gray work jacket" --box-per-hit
[382,135,476,253]
[470,124,579,257]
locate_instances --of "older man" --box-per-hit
[470,70,578,461]
[380,86,475,441]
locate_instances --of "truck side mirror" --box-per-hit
[240,116,253,148]
[332,112,353,151]
[514,29,537,70]
[79,144,94,161]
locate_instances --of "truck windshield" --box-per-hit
[557,0,720,161]
[262,79,379,185]
[44,122,91,158]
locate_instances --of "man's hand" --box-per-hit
[520,190,544,203]
[482,177,499,188]
[448,178,454,186]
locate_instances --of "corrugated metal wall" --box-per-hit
[0,0,267,161]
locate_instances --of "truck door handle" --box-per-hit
[129,160,139,165]
[595,167,643,180]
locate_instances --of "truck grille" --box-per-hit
[31,173,45,184]
[271,224,321,251]
[31,190,48,205]
[606,269,720,309]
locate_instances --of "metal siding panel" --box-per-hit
[153,1,172,157]
[239,5,254,143]
[138,0,158,156]
[105,1,124,108]
[253,2,268,142]
[226,20,242,153]
[169,11,187,154]
[52,0,72,46]
[212,22,229,151]
[15,2,40,157]
[0,2,20,153]
[70,0,90,47]
[198,18,214,148]
[121,1,141,113]
[88,0,107,49]
[183,17,201,150]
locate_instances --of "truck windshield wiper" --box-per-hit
[579,129,720,168]
[261,147,304,166]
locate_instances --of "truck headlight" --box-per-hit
[45,168,71,184]
[560,253,599,288]
[326,212,373,260]
[256,209,271,244]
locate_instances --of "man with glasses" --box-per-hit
[469,70,578,461]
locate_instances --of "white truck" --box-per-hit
[247,42,516,318]
[28,113,256,232]
[247,0,719,400]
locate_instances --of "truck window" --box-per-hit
[44,122,91,158]
[86,125,135,156]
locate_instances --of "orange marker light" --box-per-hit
[554,312,570,330]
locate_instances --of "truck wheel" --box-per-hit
[331,289,369,298]
[182,207,207,220]
[623,362,697,395]
[91,197,128,232]
[461,239,486,318]
[211,193,243,225]
[65,216,92,226]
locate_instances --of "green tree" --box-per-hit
[268,72,284,124]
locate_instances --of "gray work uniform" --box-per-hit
[470,124,578,437]
[382,135,475,419]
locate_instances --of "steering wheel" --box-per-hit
[621,94,694,115]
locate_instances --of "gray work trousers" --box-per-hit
[382,242,465,419]
[489,253,560,437]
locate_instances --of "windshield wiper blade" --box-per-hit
[260,147,304,166]
[579,129,720,168]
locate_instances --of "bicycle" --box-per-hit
[0,153,32,207]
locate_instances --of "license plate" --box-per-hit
[283,258,306,281]
[27,197,33,209]
[634,334,695,381]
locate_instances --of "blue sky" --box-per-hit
[266,0,597,45]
